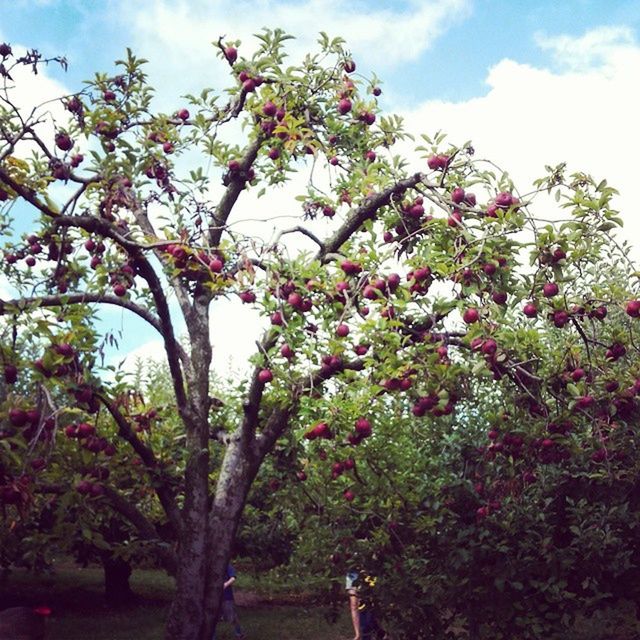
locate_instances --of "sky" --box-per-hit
[1,0,639,375]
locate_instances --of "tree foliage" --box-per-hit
[0,30,639,640]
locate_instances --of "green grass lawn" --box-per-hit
[3,562,640,639]
[0,564,353,640]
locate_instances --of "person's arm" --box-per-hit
[348,591,361,640]
[223,575,236,590]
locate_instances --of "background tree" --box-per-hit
[1,30,639,640]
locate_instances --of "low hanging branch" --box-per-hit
[98,392,183,536]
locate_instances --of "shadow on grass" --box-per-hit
[0,564,352,640]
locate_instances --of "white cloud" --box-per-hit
[111,338,166,376]
[397,26,640,253]
[209,297,264,377]
[0,43,72,159]
[108,0,471,106]
[535,25,637,71]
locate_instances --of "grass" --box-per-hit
[4,562,639,639]
[0,563,353,640]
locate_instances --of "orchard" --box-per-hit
[1,29,639,640]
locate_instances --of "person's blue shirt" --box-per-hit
[223,564,236,601]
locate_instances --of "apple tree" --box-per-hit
[1,31,639,640]
[271,349,640,639]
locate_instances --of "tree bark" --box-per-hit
[162,437,258,640]
[201,438,261,640]
[163,439,210,640]
[101,553,134,606]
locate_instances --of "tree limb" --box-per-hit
[1,292,160,343]
[270,225,324,251]
[317,172,425,260]
[0,165,59,218]
[38,482,178,575]
[209,136,263,248]
[101,485,178,575]
[98,392,183,536]
[240,328,279,441]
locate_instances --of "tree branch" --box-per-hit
[54,214,190,414]
[52,215,141,251]
[0,165,59,218]
[129,201,194,334]
[3,156,191,431]
[240,328,279,441]
[209,136,263,248]
[39,483,177,575]
[270,225,324,251]
[98,392,183,536]
[2,292,149,335]
[252,406,292,459]
[100,486,178,575]
[317,173,425,260]
[253,359,364,457]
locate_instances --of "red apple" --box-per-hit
[262,101,277,117]
[224,46,238,63]
[571,368,585,382]
[495,192,514,208]
[336,324,350,338]
[354,344,369,356]
[76,422,95,438]
[427,154,450,171]
[625,300,640,317]
[209,257,224,273]
[462,308,480,324]
[287,292,303,308]
[492,291,508,305]
[55,343,74,357]
[552,310,570,327]
[341,260,362,275]
[258,369,273,384]
[8,408,28,427]
[55,132,73,151]
[355,417,372,436]
[481,339,497,356]
[4,365,18,384]
[338,98,352,115]
[76,480,93,495]
[451,187,465,204]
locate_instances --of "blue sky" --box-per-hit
[2,0,638,101]
[1,0,639,371]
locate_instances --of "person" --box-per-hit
[346,570,363,640]
[212,564,245,640]
[345,570,381,640]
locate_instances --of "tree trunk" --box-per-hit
[163,448,211,640]
[191,438,260,640]
[101,554,133,606]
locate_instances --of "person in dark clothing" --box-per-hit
[212,564,245,639]
[346,570,382,640]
